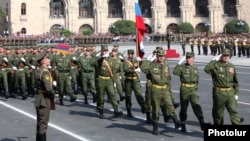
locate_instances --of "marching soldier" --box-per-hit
[0,47,10,99]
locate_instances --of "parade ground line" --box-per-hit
[0,101,90,141]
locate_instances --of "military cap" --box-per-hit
[112,48,118,52]
[222,48,230,56]
[186,52,195,57]
[113,44,119,47]
[157,50,165,56]
[153,49,157,53]
[35,49,47,62]
[156,46,163,51]
[127,49,134,54]
[87,47,93,52]
[101,44,108,51]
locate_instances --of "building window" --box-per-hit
[195,0,209,17]
[21,28,26,34]
[108,0,123,18]
[21,3,26,15]
[166,0,180,17]
[139,0,152,18]
[79,0,93,18]
[224,0,237,17]
[50,0,64,18]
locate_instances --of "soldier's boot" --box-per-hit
[163,112,171,123]
[181,121,187,132]
[21,88,27,100]
[92,93,97,103]
[119,93,125,102]
[84,95,89,104]
[240,117,244,123]
[74,84,78,95]
[199,118,211,131]
[152,123,159,135]
[114,107,123,118]
[172,115,182,129]
[126,108,133,118]
[146,112,152,124]
[69,94,76,102]
[4,88,10,99]
[141,105,146,114]
[99,109,104,119]
[36,133,46,141]
[59,98,64,106]
[173,102,180,109]
[32,87,38,97]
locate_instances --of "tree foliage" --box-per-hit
[60,29,71,37]
[224,20,249,34]
[82,29,93,35]
[177,22,194,34]
[111,20,136,35]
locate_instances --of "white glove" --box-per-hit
[53,81,57,87]
[136,57,142,61]
[102,53,109,58]
[96,52,101,57]
[212,54,222,61]
[150,55,156,62]
[119,55,124,60]
[178,57,186,65]
[48,66,52,69]
[21,57,25,62]
[12,66,17,70]
[114,83,116,88]
[69,76,72,79]
[72,56,76,60]
[3,57,8,62]
[235,95,239,100]
[135,68,141,72]
[31,65,36,69]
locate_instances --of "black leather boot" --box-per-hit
[181,122,187,132]
[59,98,64,106]
[84,95,88,104]
[141,106,146,114]
[240,117,244,123]
[152,123,159,135]
[172,115,181,129]
[199,118,211,131]
[146,112,152,124]
[21,88,27,100]
[161,108,170,123]
[119,92,125,101]
[92,93,97,103]
[99,109,104,119]
[114,107,123,118]
[69,94,76,102]
[5,88,10,99]
[127,108,133,117]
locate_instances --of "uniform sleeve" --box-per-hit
[140,60,151,74]
[233,66,240,95]
[123,60,136,74]
[41,71,53,92]
[173,64,182,76]
[204,60,217,75]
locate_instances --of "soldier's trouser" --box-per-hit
[145,80,152,113]
[14,70,26,92]
[81,72,96,96]
[212,87,241,125]
[125,79,145,109]
[0,71,9,92]
[179,86,203,121]
[151,86,176,123]
[197,45,201,55]
[97,77,118,110]
[36,106,50,134]
[113,73,123,95]
[57,72,74,98]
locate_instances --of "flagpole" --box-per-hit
[136,29,139,57]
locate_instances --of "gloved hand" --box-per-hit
[136,57,142,61]
[12,66,17,70]
[212,54,222,61]
[21,57,26,62]
[178,57,186,65]
[235,95,239,100]
[135,68,141,72]
[72,56,76,60]
[102,53,109,58]
[48,66,52,69]
[150,55,156,62]
[31,65,36,69]
[119,55,124,60]
[96,52,101,57]
[53,81,57,87]
[3,57,8,62]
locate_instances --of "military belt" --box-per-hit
[82,70,94,73]
[152,84,167,89]
[99,76,111,79]
[38,90,46,93]
[58,70,69,73]
[126,76,138,79]
[216,87,232,91]
[182,83,196,87]
[18,69,24,71]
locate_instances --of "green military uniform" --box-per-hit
[204,49,242,125]
[141,49,181,135]
[90,45,123,119]
[123,49,146,117]
[78,47,97,104]
[173,52,208,132]
[55,53,76,105]
[0,47,10,99]
[34,49,54,141]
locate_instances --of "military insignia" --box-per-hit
[194,70,198,74]
[45,75,50,80]
[229,67,235,74]
[154,68,158,71]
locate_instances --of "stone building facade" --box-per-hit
[0,0,249,35]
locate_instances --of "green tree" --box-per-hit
[224,20,249,34]
[111,20,136,35]
[0,6,6,18]
[177,22,194,34]
[83,29,93,35]
[60,29,71,37]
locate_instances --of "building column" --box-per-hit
[179,6,192,23]
[236,5,243,20]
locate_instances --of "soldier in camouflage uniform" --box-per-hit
[173,52,210,132]
[0,46,10,99]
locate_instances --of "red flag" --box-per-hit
[57,43,70,54]
[135,0,146,58]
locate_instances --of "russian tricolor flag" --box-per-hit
[135,0,146,59]
[57,43,70,54]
